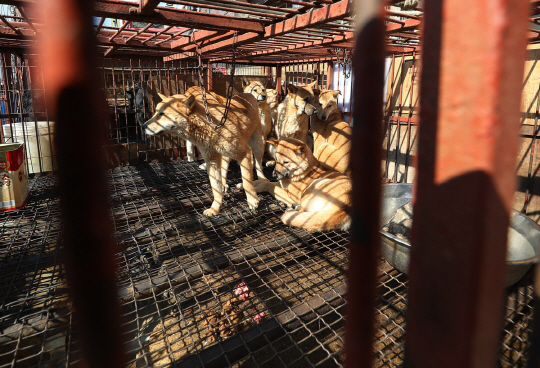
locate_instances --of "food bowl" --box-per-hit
[380,184,540,287]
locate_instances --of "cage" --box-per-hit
[0,1,539,368]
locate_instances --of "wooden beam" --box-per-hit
[93,1,265,33]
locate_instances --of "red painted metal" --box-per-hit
[32,0,126,367]
[230,32,355,60]
[405,0,529,367]
[387,18,421,33]
[207,61,213,91]
[139,0,160,15]
[169,0,353,59]
[345,3,386,368]
[93,1,265,33]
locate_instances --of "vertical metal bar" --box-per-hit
[14,54,30,174]
[1,53,15,143]
[345,2,386,367]
[37,54,56,174]
[166,60,178,159]
[111,61,122,164]
[33,0,126,367]
[524,67,540,213]
[138,59,148,162]
[25,56,44,174]
[405,0,529,367]
[148,59,157,160]
[403,50,416,182]
[174,60,179,95]
[157,59,165,160]
[129,58,140,162]
[183,60,187,93]
[207,61,213,91]
[393,54,405,182]
[120,60,130,162]
[385,54,396,180]
[276,65,282,98]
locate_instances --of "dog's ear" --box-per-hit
[308,80,318,89]
[157,92,168,101]
[242,78,250,87]
[266,139,279,147]
[332,90,342,98]
[313,88,321,97]
[180,94,196,110]
[287,84,297,94]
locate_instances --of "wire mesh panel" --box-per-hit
[0,161,535,367]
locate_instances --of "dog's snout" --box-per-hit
[321,115,327,120]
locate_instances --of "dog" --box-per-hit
[274,81,319,145]
[185,91,227,164]
[265,88,280,126]
[311,89,351,175]
[242,79,273,141]
[142,86,267,217]
[254,138,352,232]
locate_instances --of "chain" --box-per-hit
[334,48,352,79]
[195,32,237,130]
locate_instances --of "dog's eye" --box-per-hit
[284,160,290,164]
[304,97,309,102]
[327,104,332,108]
[159,112,164,116]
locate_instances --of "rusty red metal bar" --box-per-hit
[139,0,160,15]
[344,3,386,368]
[32,0,125,367]
[168,0,353,59]
[405,0,529,367]
[94,1,265,33]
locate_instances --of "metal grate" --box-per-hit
[0,161,535,367]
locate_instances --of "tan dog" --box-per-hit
[242,79,272,140]
[143,86,267,216]
[265,88,280,126]
[311,89,352,175]
[254,138,352,232]
[274,81,319,144]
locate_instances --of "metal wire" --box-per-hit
[0,162,535,367]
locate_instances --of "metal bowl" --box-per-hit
[380,184,540,287]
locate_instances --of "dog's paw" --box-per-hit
[187,154,195,162]
[265,160,276,167]
[247,197,260,211]
[236,182,244,190]
[203,208,219,217]
[199,162,207,170]
[222,183,229,193]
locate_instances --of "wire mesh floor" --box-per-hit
[0,160,535,367]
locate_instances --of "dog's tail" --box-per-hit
[281,209,351,232]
